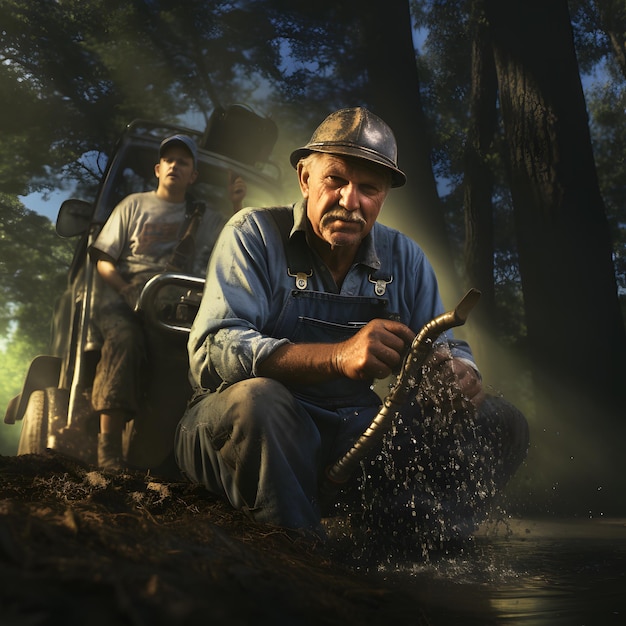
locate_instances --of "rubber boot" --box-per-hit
[97,432,125,471]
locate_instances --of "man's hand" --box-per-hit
[97,259,142,312]
[228,173,247,214]
[119,282,142,312]
[332,319,415,381]
[423,349,485,409]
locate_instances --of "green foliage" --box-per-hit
[0,0,299,196]
[569,0,611,74]
[0,195,74,347]
[0,0,394,225]
[0,195,73,453]
[0,339,29,455]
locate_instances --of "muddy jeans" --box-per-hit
[175,378,530,537]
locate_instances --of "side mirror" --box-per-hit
[56,199,94,238]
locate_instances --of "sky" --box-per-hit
[20,188,70,222]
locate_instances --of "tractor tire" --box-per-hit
[17,390,48,455]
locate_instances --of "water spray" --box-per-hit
[324,288,481,491]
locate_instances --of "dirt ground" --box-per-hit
[0,451,434,626]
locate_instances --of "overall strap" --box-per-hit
[368,224,393,296]
[269,207,313,290]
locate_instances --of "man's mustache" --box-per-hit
[320,210,366,228]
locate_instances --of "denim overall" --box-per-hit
[175,211,529,536]
[175,214,402,532]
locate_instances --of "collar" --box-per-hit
[290,200,382,273]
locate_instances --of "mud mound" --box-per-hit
[0,451,431,625]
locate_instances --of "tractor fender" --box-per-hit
[3,355,62,424]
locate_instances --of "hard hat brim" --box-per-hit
[290,144,406,188]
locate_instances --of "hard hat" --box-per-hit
[289,107,406,187]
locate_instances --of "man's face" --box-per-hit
[155,145,198,193]
[298,153,390,251]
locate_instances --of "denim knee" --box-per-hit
[477,394,530,480]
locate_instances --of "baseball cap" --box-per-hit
[159,134,198,167]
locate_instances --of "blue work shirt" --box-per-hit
[188,200,475,395]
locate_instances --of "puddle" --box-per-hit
[369,517,626,624]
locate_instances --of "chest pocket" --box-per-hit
[276,289,389,408]
[275,289,389,339]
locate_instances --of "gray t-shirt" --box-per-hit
[91,191,188,280]
[92,190,228,279]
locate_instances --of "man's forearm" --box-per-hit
[257,342,341,384]
[96,259,128,293]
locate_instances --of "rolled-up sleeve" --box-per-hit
[188,208,290,391]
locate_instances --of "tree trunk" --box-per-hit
[463,4,499,325]
[359,1,459,299]
[484,0,626,511]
